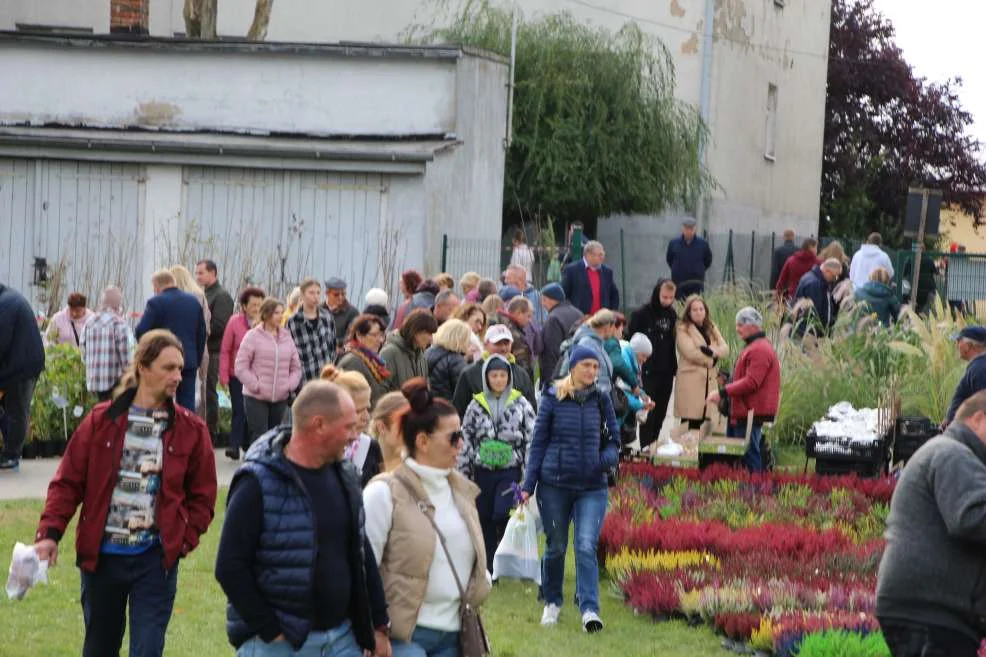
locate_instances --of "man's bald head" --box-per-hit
[292,380,346,432]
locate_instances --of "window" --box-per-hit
[764,83,778,162]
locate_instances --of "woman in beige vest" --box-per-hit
[363,378,491,657]
[674,295,729,429]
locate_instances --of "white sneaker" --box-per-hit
[540,604,561,626]
[582,610,604,633]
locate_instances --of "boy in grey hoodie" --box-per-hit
[459,355,536,571]
[876,390,986,656]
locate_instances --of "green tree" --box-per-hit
[429,3,713,225]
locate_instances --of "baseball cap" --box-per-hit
[484,324,513,344]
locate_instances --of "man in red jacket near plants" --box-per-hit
[707,307,780,472]
[774,238,819,304]
[34,329,217,657]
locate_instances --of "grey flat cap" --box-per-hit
[324,276,347,290]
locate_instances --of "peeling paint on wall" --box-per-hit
[681,32,699,54]
[133,101,182,127]
[714,0,753,48]
[670,0,686,18]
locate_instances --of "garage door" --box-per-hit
[0,158,142,316]
[181,166,389,302]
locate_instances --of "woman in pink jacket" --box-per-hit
[234,297,302,447]
[219,286,265,460]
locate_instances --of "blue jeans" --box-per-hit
[729,422,765,472]
[391,626,460,657]
[236,621,363,657]
[537,483,608,614]
[80,545,178,657]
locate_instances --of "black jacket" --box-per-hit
[424,345,467,402]
[0,283,45,389]
[628,303,678,380]
[452,356,537,417]
[204,282,235,354]
[770,240,798,289]
[540,301,584,386]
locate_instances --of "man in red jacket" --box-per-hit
[34,329,217,657]
[774,238,819,304]
[707,307,780,472]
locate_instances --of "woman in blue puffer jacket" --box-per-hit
[520,345,620,634]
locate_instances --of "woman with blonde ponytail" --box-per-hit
[320,364,382,487]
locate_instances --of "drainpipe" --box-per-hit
[696,0,715,228]
[504,8,518,150]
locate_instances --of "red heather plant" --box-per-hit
[622,572,682,617]
[714,612,762,640]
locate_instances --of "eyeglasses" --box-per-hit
[447,430,464,445]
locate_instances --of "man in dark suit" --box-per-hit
[136,269,207,410]
[560,240,620,315]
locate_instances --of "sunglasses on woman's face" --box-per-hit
[447,430,464,445]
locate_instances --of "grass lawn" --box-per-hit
[1,491,722,657]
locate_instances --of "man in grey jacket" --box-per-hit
[876,390,986,656]
[539,283,583,387]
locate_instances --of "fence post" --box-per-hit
[441,234,449,273]
[723,229,735,285]
[572,225,584,261]
[749,230,756,283]
[619,228,627,314]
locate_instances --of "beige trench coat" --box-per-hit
[673,322,728,421]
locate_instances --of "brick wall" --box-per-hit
[110,0,148,35]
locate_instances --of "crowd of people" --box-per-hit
[0,221,840,657]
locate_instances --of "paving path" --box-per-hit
[0,449,241,500]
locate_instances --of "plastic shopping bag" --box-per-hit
[6,542,48,601]
[492,505,541,585]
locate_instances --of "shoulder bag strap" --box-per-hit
[393,472,469,603]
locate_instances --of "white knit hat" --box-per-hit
[365,287,389,307]
[629,332,653,356]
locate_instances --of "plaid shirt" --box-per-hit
[80,311,133,393]
[287,307,336,382]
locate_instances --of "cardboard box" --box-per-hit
[698,409,753,457]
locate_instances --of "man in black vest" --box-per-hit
[215,380,391,657]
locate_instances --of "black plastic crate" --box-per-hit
[895,416,935,438]
[806,430,886,462]
[815,457,884,478]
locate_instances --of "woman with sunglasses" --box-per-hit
[363,378,491,657]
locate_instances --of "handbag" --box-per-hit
[394,474,491,657]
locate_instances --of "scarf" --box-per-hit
[347,340,391,383]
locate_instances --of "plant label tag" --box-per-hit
[717,445,726,454]
[73,406,84,418]
[51,393,68,410]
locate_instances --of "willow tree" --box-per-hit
[432,4,712,224]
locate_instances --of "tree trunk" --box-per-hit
[201,0,217,39]
[183,0,202,37]
[247,0,273,41]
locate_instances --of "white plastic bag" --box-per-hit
[492,506,541,585]
[6,542,48,601]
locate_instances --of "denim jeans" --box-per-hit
[80,545,178,657]
[878,617,981,657]
[537,483,608,614]
[235,622,363,657]
[391,626,460,657]
[729,422,765,472]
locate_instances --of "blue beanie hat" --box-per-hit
[569,345,599,369]
[541,283,565,303]
[499,285,521,302]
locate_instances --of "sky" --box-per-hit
[870,0,986,146]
